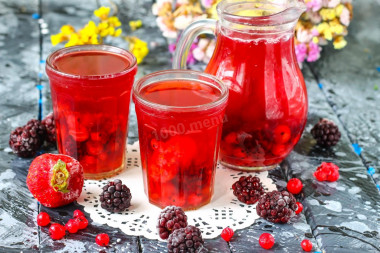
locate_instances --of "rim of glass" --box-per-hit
[133,69,229,112]
[46,44,137,79]
[217,0,306,26]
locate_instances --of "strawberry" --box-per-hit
[26,154,84,208]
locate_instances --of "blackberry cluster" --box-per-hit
[41,112,56,145]
[311,118,341,147]
[157,206,188,240]
[99,179,132,213]
[256,190,297,224]
[9,119,46,158]
[167,225,204,253]
[232,175,265,204]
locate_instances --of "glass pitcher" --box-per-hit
[173,0,307,171]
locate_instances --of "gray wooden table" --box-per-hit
[0,0,379,252]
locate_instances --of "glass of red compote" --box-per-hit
[173,0,308,171]
[133,70,228,210]
[46,45,137,179]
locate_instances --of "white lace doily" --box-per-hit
[78,142,276,240]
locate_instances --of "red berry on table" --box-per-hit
[65,219,80,234]
[295,202,304,214]
[313,162,340,182]
[37,212,50,227]
[73,210,85,218]
[221,227,234,242]
[26,154,84,208]
[287,178,303,194]
[96,233,110,246]
[75,216,89,230]
[259,233,275,250]
[49,223,66,240]
[301,239,313,252]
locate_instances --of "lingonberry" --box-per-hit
[73,210,85,218]
[221,227,234,242]
[295,202,304,215]
[49,223,66,240]
[75,216,88,230]
[259,233,275,250]
[301,239,313,252]
[287,178,303,194]
[37,212,50,227]
[95,233,110,246]
[65,219,80,234]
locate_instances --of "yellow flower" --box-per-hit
[312,36,319,44]
[333,36,347,49]
[51,33,65,46]
[129,20,142,31]
[320,8,336,21]
[94,6,110,21]
[335,4,344,16]
[114,28,122,37]
[108,16,121,27]
[65,33,81,47]
[317,22,333,40]
[329,20,344,35]
[60,25,75,35]
[128,37,149,64]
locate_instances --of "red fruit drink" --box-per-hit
[46,45,137,179]
[205,30,308,170]
[133,70,228,210]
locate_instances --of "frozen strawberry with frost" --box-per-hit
[27,154,84,208]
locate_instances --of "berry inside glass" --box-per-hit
[46,45,137,179]
[133,70,228,210]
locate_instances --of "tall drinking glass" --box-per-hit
[133,70,228,210]
[46,45,137,179]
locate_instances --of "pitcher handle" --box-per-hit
[172,19,217,69]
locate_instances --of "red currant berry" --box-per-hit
[73,210,85,218]
[301,239,313,252]
[95,233,110,246]
[49,223,66,240]
[259,233,275,250]
[75,216,88,230]
[37,212,50,227]
[65,219,80,234]
[221,227,234,242]
[287,178,303,194]
[295,202,304,215]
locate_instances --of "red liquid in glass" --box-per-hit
[206,31,308,169]
[47,50,137,179]
[134,80,225,210]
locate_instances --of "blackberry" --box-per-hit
[167,225,204,253]
[256,190,297,224]
[157,206,188,240]
[9,119,46,158]
[311,118,341,147]
[42,113,56,145]
[232,175,265,204]
[99,179,131,213]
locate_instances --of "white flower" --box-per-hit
[193,47,205,61]
[340,7,351,26]
[328,0,340,8]
[296,27,314,43]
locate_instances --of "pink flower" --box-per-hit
[307,42,321,62]
[201,0,214,8]
[295,43,308,63]
[306,0,322,12]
